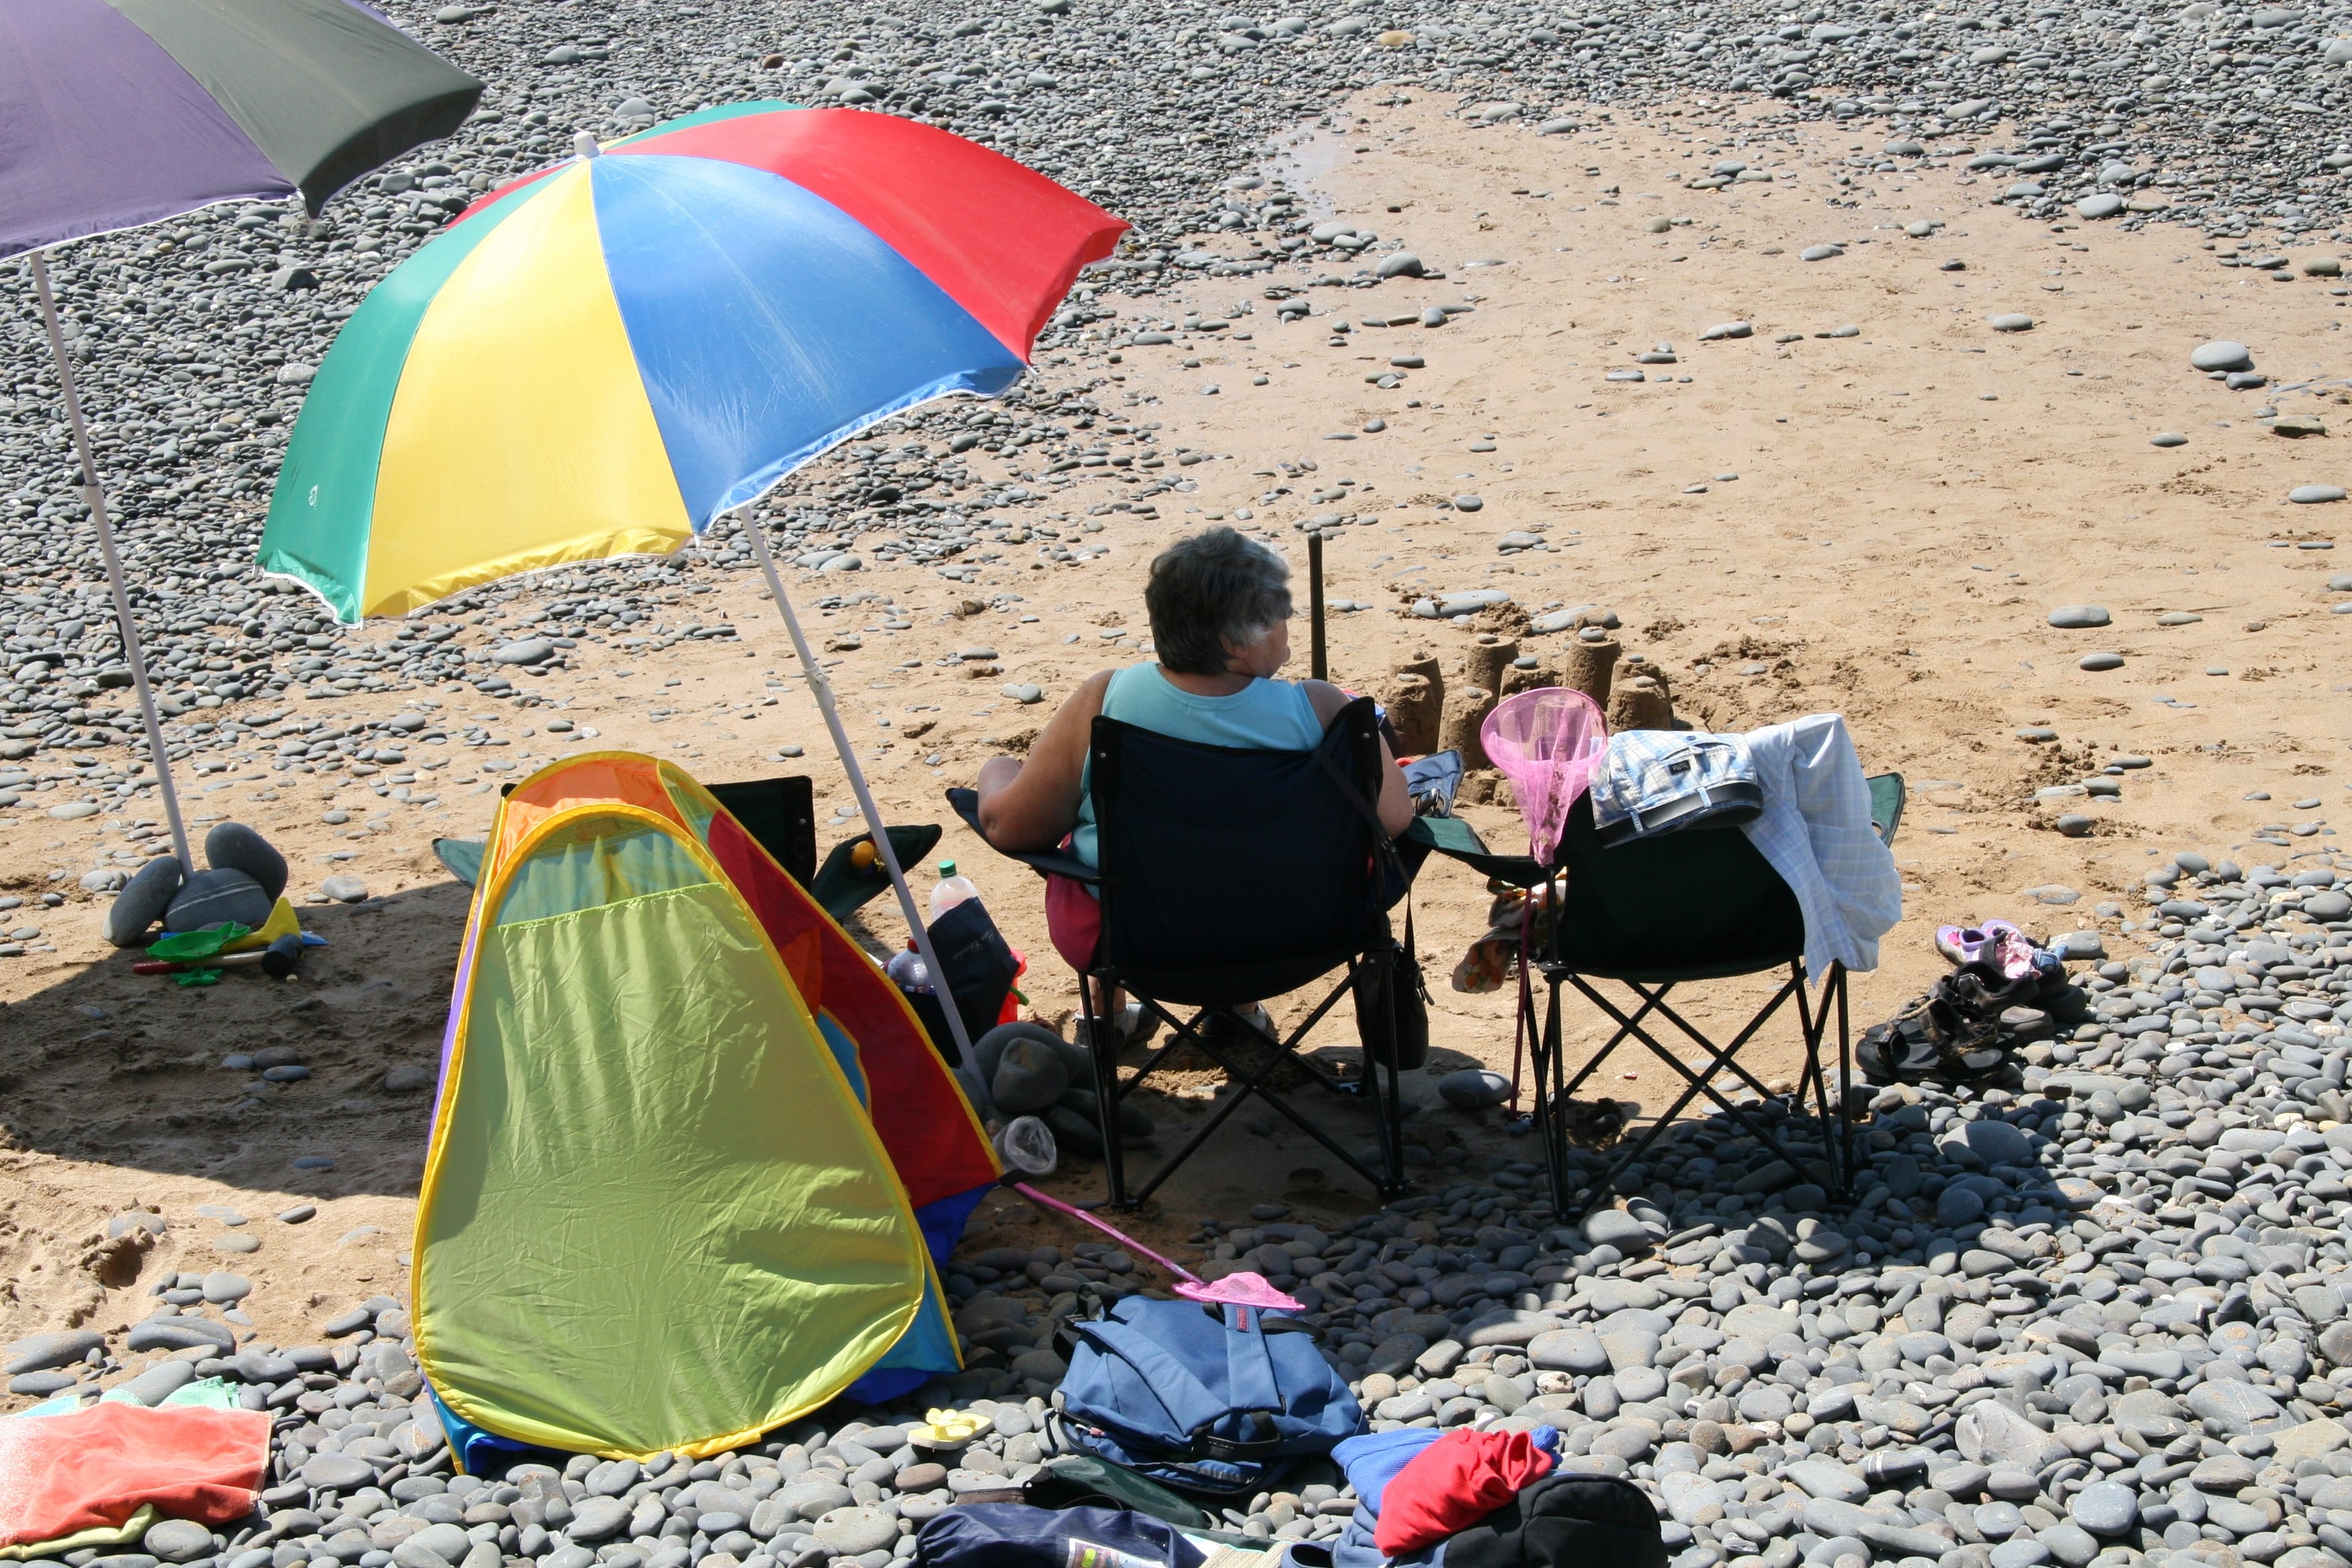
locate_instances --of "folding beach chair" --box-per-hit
[1413,774,1903,1218]
[950,697,1415,1207]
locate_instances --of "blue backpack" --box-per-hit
[1052,1296,1363,1497]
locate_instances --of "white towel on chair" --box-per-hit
[1737,712,1902,980]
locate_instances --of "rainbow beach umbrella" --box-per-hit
[258,104,1127,623]
[258,101,1124,1068]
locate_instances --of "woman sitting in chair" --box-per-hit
[973,526,1414,1006]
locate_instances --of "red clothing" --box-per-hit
[0,1402,271,1549]
[1373,1427,1558,1555]
[1044,867,1101,972]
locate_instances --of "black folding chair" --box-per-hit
[1413,774,1903,1219]
[949,697,1414,1207]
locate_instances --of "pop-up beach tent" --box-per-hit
[413,752,999,1464]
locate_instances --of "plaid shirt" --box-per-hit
[1738,712,1903,981]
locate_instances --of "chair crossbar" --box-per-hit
[1528,960,1855,1218]
[1557,972,1800,1108]
[1083,955,1404,1207]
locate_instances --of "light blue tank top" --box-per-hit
[1070,664,1325,869]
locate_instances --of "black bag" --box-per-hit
[1352,917,1430,1071]
[906,895,1019,1069]
[916,1504,1204,1568]
[1443,1473,1667,1568]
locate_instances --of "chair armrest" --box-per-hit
[1404,816,1552,888]
[944,788,1100,884]
[1867,773,1905,847]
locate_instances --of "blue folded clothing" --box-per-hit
[1331,1428,1447,1517]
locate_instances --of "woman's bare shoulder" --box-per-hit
[1299,678,1357,721]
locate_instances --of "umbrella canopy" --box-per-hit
[1,0,483,258]
[257,103,1127,624]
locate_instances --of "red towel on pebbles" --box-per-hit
[0,1403,271,1549]
[1373,1428,1558,1556]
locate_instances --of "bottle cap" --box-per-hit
[938,861,957,877]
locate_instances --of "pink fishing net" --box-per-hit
[1480,688,1608,864]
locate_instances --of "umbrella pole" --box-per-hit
[738,511,979,1070]
[28,251,193,877]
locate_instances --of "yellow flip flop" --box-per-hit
[908,1406,993,1448]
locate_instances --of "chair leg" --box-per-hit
[1371,950,1407,1199]
[1835,964,1854,1189]
[1079,975,1126,1209]
[1534,975,1569,1214]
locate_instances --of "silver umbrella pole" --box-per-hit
[28,250,193,875]
[738,511,978,1069]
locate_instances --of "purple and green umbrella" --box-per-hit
[1,0,481,256]
[3,0,481,875]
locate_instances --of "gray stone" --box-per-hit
[2069,1480,2137,1535]
[2077,652,2125,671]
[567,1497,631,1542]
[200,1271,251,1304]
[2047,605,2110,629]
[389,1523,474,1568]
[2075,193,2125,219]
[1988,313,2035,332]
[5,1329,103,1375]
[813,1509,898,1556]
[2151,432,2189,448]
[584,1459,640,1497]
[1957,1398,2070,1470]
[163,867,272,933]
[113,1360,196,1406]
[782,1482,854,1521]
[142,1522,215,1563]
[1526,1328,1609,1374]
[105,855,183,946]
[303,1452,378,1489]
[2184,1378,2283,1434]
[1945,1118,2034,1167]
[1438,1068,1510,1109]
[2290,485,2346,504]
[125,1317,233,1354]
[2039,1522,2101,1568]
[491,638,556,666]
[2192,340,2254,373]
[1783,1461,1867,1502]
[1581,1208,1654,1251]
[203,822,287,902]
[321,874,369,903]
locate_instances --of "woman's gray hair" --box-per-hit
[1144,527,1293,675]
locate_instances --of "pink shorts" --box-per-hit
[1044,873,1099,973]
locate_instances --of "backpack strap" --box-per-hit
[1210,1304,1288,1462]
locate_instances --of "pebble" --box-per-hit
[2077,652,2125,671]
[2047,605,2110,629]
[1987,313,2035,332]
[1438,1068,1510,1108]
[320,874,369,902]
[2290,485,2347,504]
[2151,432,2188,448]
[2192,340,2255,373]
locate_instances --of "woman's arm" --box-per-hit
[973,669,1114,851]
[1303,679,1415,839]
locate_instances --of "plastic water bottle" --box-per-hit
[885,944,932,995]
[929,861,979,922]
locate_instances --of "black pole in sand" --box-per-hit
[1308,528,1326,682]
